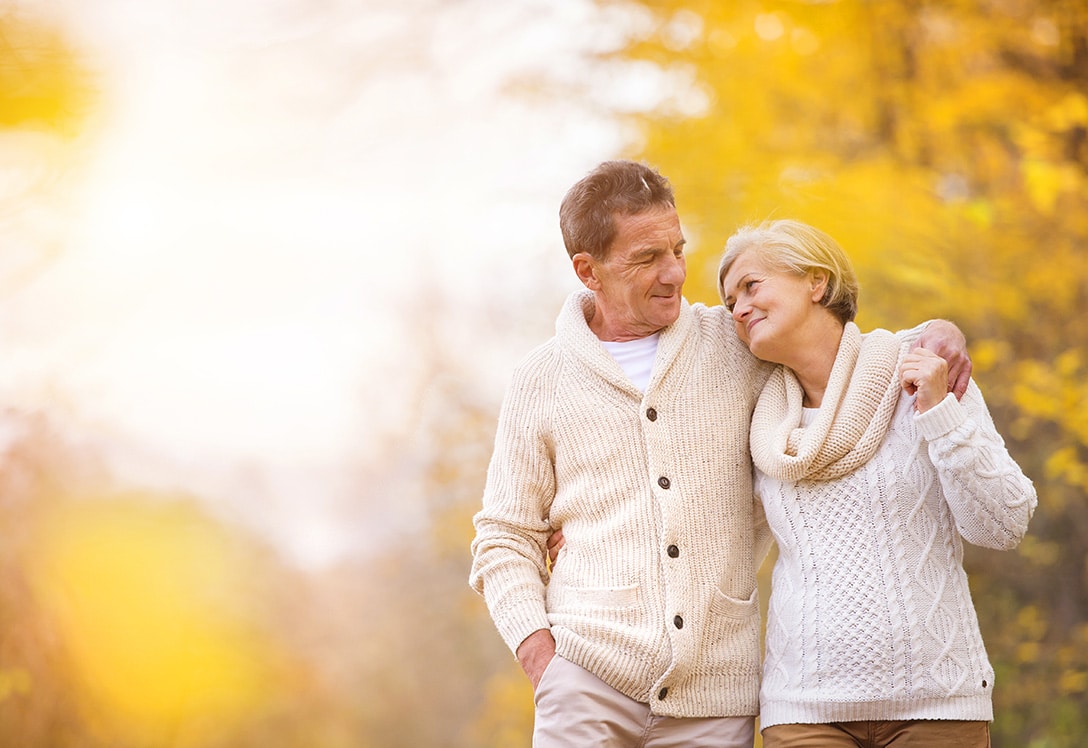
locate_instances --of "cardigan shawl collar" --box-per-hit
[556,289,694,397]
[750,322,910,482]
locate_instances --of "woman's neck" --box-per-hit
[785,320,845,409]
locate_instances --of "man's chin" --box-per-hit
[654,307,682,327]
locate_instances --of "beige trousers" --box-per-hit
[762,720,990,748]
[532,655,755,748]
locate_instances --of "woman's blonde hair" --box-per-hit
[717,219,859,324]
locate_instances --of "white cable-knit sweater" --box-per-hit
[470,290,772,718]
[753,334,1037,728]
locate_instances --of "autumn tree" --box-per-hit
[600,0,1088,743]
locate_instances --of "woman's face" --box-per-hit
[720,250,824,365]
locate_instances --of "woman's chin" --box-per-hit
[749,342,784,366]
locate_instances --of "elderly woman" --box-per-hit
[718,219,1036,748]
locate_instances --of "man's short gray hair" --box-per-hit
[559,161,676,260]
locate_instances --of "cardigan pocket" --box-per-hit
[708,587,758,620]
[702,587,762,679]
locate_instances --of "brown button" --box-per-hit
[658,476,670,489]
[658,687,668,700]
[646,407,657,421]
[674,615,684,629]
[667,545,679,558]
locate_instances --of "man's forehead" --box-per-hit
[614,208,682,238]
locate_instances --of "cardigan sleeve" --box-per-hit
[894,320,927,346]
[915,381,1037,550]
[469,354,558,655]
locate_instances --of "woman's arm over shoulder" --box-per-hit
[916,379,1037,550]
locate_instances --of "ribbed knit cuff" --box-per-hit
[915,391,967,441]
[494,599,552,658]
[759,694,994,729]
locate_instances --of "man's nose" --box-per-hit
[661,255,685,285]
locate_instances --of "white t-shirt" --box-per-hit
[601,333,660,393]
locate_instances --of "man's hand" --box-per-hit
[516,628,556,690]
[915,319,972,399]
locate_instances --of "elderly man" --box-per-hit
[469,160,969,747]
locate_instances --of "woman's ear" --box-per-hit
[809,270,829,303]
[572,253,601,291]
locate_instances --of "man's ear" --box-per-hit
[809,270,829,303]
[572,253,601,291]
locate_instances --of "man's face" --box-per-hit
[576,206,686,342]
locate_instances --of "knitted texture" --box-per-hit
[756,374,1037,728]
[751,323,909,481]
[470,290,772,718]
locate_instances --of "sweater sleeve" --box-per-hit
[914,381,1037,550]
[468,356,557,655]
[753,493,775,568]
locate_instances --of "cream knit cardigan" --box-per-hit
[751,325,1037,728]
[470,290,771,718]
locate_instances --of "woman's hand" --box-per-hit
[900,347,950,413]
[916,319,972,399]
[546,528,565,569]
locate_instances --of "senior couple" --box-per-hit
[469,161,1036,748]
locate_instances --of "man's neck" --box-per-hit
[586,306,665,343]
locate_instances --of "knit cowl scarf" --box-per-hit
[749,322,910,482]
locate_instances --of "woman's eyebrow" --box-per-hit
[726,271,754,293]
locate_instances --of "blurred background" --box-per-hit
[0,0,1085,745]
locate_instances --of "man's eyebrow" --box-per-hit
[633,238,686,257]
[626,241,683,264]
[630,246,666,261]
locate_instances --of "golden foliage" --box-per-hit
[28,497,280,745]
[0,12,92,133]
[609,0,1088,743]
[466,665,535,748]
